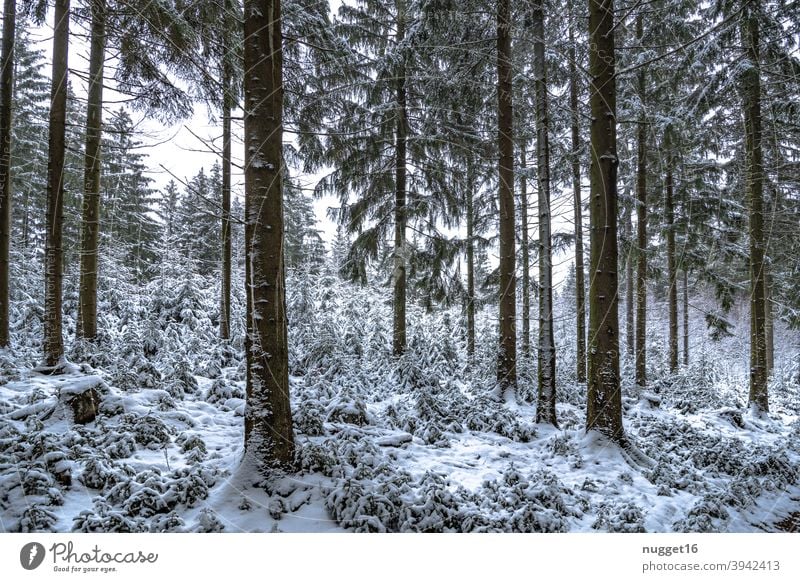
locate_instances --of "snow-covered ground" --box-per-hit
[1,271,799,532]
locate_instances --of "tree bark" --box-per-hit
[664,132,678,373]
[568,10,586,384]
[466,157,475,358]
[682,268,689,367]
[496,0,517,395]
[243,0,294,469]
[519,145,530,358]
[220,0,233,341]
[624,204,634,357]
[586,0,622,440]
[392,0,407,357]
[78,0,106,341]
[532,1,556,425]
[765,265,773,376]
[742,9,768,413]
[44,0,70,367]
[635,13,648,387]
[0,0,15,349]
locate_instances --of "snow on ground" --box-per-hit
[1,272,799,532]
[2,363,799,533]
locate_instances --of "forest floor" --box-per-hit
[2,361,800,533]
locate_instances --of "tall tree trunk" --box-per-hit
[392,0,407,356]
[635,13,648,387]
[466,157,475,358]
[624,204,634,357]
[43,0,70,367]
[519,145,530,358]
[742,10,768,413]
[78,0,106,341]
[220,0,233,341]
[242,0,294,469]
[664,131,678,373]
[682,269,689,367]
[586,0,622,439]
[532,1,556,425]
[568,10,586,383]
[765,265,773,376]
[0,0,15,349]
[496,0,517,395]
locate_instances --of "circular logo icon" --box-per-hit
[20,542,46,570]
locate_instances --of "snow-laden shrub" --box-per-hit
[673,496,729,533]
[294,441,337,475]
[122,414,172,449]
[293,387,326,436]
[204,377,245,405]
[163,466,217,508]
[472,466,581,533]
[592,501,646,532]
[464,394,536,442]
[177,433,207,456]
[161,359,199,398]
[149,511,185,533]
[18,505,58,532]
[398,472,464,532]
[324,472,412,532]
[325,386,370,426]
[192,508,225,532]
[72,500,147,533]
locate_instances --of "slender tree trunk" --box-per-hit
[0,0,15,349]
[496,0,516,395]
[624,204,634,357]
[392,0,407,356]
[664,134,678,373]
[466,157,475,358]
[635,14,648,387]
[741,10,768,413]
[568,12,586,384]
[43,0,70,367]
[78,0,106,341]
[532,1,556,425]
[765,266,773,376]
[586,0,622,439]
[519,145,530,358]
[682,268,689,367]
[242,0,294,469]
[220,0,233,341]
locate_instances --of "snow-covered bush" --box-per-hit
[592,501,646,533]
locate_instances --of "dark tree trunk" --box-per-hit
[519,145,530,358]
[682,269,689,367]
[532,1,556,425]
[78,0,106,341]
[664,131,678,373]
[624,205,634,358]
[496,0,517,395]
[392,0,407,357]
[635,14,648,387]
[742,10,768,413]
[586,0,622,439]
[765,267,773,377]
[568,11,586,384]
[220,0,233,341]
[44,0,70,367]
[243,0,294,469]
[466,158,475,358]
[0,0,15,348]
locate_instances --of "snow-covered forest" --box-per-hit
[1,0,799,534]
